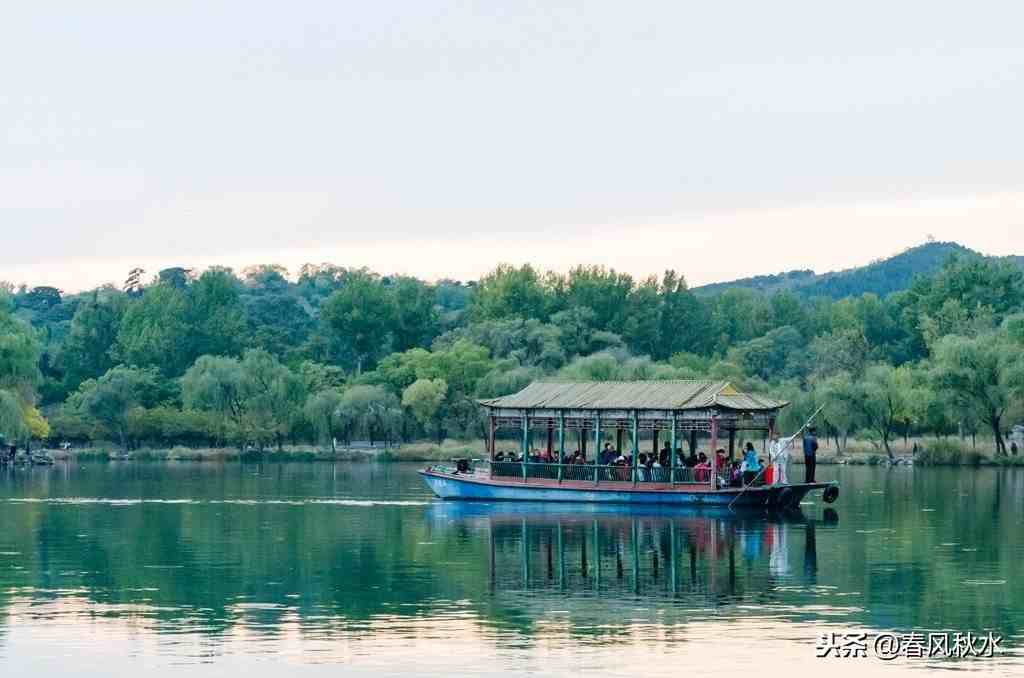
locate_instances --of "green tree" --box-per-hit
[182,350,305,450]
[338,385,403,445]
[932,331,1024,455]
[116,283,191,376]
[304,389,345,448]
[402,378,447,442]
[556,265,634,330]
[77,366,161,449]
[830,364,918,460]
[0,299,41,443]
[320,271,395,374]
[59,293,126,392]
[657,271,713,358]
[390,276,441,352]
[470,264,551,322]
[187,268,247,359]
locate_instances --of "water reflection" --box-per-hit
[0,463,1022,675]
[429,503,839,612]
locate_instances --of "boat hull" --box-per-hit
[419,470,831,509]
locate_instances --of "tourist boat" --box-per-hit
[420,380,838,509]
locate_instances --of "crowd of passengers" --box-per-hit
[493,440,768,486]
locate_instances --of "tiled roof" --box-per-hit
[479,380,787,412]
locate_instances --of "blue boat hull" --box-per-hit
[419,470,831,509]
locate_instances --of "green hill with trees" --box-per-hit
[695,241,1024,300]
[2,245,1023,460]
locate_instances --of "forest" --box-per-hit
[2,242,1023,460]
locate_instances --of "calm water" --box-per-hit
[0,462,1021,677]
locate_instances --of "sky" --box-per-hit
[2,1,1023,292]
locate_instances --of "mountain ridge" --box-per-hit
[694,241,1024,299]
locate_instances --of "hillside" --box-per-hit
[695,241,1022,299]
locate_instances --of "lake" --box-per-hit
[0,462,1021,677]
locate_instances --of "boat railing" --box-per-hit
[484,460,709,486]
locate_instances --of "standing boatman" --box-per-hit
[803,426,819,484]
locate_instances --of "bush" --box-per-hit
[915,439,986,466]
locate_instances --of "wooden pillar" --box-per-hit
[488,415,496,456]
[689,429,697,455]
[652,428,659,458]
[557,410,565,482]
[631,410,639,485]
[709,415,719,490]
[728,427,736,461]
[616,428,623,454]
[580,427,587,458]
[546,425,554,457]
[593,412,601,484]
[669,413,677,485]
[521,413,528,482]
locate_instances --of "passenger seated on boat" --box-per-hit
[685,450,699,468]
[694,455,711,482]
[650,454,665,481]
[494,451,506,462]
[637,454,649,480]
[742,443,762,485]
[729,461,743,487]
[600,443,616,466]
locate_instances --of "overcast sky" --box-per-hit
[2,1,1022,292]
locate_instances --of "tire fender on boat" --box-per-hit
[823,485,839,504]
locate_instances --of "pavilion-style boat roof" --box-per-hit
[479,380,787,413]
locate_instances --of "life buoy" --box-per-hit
[823,485,839,504]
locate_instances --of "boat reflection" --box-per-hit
[427,502,838,606]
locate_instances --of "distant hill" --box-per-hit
[694,241,1023,299]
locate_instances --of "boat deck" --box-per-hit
[420,468,835,508]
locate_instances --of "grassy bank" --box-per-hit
[802,437,1024,467]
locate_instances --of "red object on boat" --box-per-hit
[764,465,774,485]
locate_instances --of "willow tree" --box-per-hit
[932,328,1024,456]
[830,364,919,460]
[0,296,42,444]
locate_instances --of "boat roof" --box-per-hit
[479,380,787,413]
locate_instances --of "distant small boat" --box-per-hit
[110,452,131,461]
[30,453,55,466]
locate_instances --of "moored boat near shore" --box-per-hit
[420,380,839,509]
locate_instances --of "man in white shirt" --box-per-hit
[769,432,796,485]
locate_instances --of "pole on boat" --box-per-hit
[521,411,529,482]
[593,412,600,484]
[558,410,565,483]
[709,415,719,490]
[727,403,826,511]
[669,413,677,485]
[631,410,639,485]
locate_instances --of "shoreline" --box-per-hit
[17,444,1024,467]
